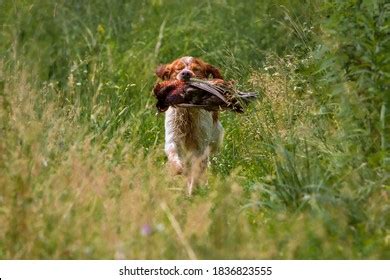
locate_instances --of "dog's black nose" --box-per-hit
[179,70,192,81]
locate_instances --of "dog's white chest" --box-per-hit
[165,107,214,154]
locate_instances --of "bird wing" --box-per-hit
[187,79,229,105]
[175,104,221,110]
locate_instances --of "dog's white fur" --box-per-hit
[165,107,224,194]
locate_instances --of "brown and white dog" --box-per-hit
[155,56,224,195]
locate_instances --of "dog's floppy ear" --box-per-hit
[205,63,223,79]
[155,64,170,80]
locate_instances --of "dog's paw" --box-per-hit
[167,159,183,175]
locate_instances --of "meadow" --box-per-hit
[0,0,389,259]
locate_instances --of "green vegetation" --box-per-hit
[0,0,389,259]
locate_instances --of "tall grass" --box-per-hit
[0,0,389,259]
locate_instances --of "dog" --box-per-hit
[155,56,224,195]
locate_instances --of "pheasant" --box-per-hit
[153,78,257,113]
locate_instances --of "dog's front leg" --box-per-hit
[164,110,183,175]
[187,150,209,195]
[165,142,183,175]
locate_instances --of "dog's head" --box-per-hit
[155,56,223,81]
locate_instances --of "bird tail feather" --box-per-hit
[236,92,258,104]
